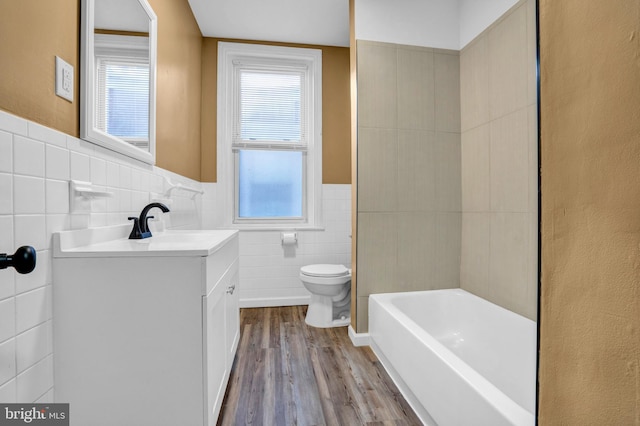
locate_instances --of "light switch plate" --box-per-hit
[55,56,74,102]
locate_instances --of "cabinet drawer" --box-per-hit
[204,234,239,294]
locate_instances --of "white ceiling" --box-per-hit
[95,0,151,33]
[187,0,350,47]
[355,0,521,50]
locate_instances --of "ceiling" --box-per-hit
[187,0,350,47]
[96,0,151,32]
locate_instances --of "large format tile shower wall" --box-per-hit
[459,0,537,320]
[356,41,462,332]
[354,0,537,331]
[0,110,202,403]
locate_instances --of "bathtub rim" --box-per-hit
[369,289,535,426]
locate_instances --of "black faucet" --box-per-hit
[128,202,170,239]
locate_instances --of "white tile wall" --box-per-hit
[14,175,45,214]
[0,131,13,173]
[16,355,53,403]
[45,180,69,214]
[0,174,12,214]
[0,112,27,135]
[15,285,51,335]
[45,145,70,180]
[28,122,66,148]
[14,216,47,251]
[70,152,91,182]
[203,183,352,307]
[35,389,54,404]
[15,253,49,295]
[0,109,353,401]
[16,322,52,374]
[13,136,45,178]
[0,109,204,402]
[0,298,15,342]
[0,339,16,386]
[0,380,16,403]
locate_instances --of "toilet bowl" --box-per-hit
[300,264,352,328]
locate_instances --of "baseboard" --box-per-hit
[348,325,370,347]
[239,295,310,308]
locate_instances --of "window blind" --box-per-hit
[233,69,306,150]
[96,59,149,146]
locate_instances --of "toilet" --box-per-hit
[300,264,352,328]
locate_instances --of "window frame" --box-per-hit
[217,42,323,230]
[95,55,150,147]
[88,32,155,162]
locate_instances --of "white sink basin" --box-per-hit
[53,225,238,257]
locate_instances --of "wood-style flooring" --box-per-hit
[217,306,421,426]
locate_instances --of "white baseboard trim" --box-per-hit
[239,295,310,308]
[348,325,370,347]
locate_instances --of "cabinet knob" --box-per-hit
[226,284,236,295]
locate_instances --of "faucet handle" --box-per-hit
[144,215,155,236]
[136,202,170,239]
[128,217,143,239]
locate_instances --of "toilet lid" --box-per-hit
[301,264,350,278]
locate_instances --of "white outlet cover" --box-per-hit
[55,56,74,102]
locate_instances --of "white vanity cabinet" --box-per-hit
[52,227,239,426]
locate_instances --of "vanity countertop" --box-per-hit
[53,225,238,258]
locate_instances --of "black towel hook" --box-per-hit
[0,246,37,274]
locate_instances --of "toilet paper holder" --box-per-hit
[281,232,297,245]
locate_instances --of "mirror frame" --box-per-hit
[80,0,157,164]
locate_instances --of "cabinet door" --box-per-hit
[226,266,240,363]
[204,278,227,425]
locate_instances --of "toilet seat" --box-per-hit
[300,264,350,278]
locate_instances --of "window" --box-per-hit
[94,34,150,149]
[218,42,323,229]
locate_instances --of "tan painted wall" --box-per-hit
[322,45,352,184]
[200,39,217,183]
[0,0,79,137]
[148,0,202,181]
[199,38,352,184]
[0,2,347,184]
[0,0,203,181]
[539,0,640,423]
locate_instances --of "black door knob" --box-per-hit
[0,246,37,274]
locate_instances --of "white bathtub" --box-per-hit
[369,289,536,426]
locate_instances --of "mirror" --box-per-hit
[80,0,157,164]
